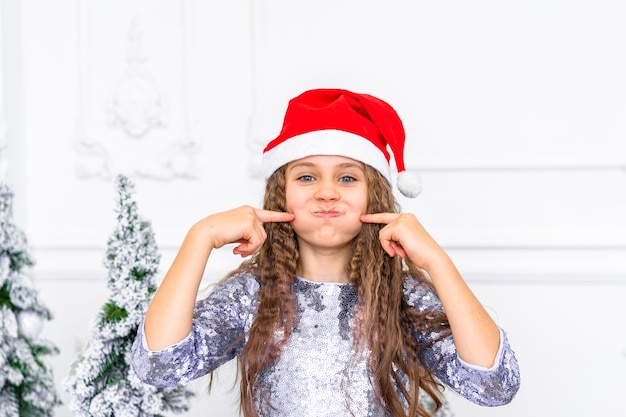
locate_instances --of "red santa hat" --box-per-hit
[262,88,422,198]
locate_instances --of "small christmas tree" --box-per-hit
[64,175,193,416]
[0,182,61,416]
[419,390,455,417]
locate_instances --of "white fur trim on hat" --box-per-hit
[262,129,391,181]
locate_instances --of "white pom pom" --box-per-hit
[397,171,422,198]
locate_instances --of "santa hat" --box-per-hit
[261,88,422,198]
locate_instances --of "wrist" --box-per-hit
[416,248,454,274]
[187,219,218,251]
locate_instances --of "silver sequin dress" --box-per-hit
[131,272,520,416]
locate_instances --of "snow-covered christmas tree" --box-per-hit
[64,175,193,416]
[0,182,61,416]
[419,390,455,417]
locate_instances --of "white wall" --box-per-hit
[2,0,625,416]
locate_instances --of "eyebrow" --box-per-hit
[288,161,364,171]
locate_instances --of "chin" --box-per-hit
[303,230,361,248]
[293,220,362,245]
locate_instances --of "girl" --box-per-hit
[131,89,520,417]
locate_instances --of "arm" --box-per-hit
[143,206,294,351]
[361,213,500,368]
[404,277,520,406]
[131,272,260,386]
[418,248,500,367]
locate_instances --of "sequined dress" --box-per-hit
[131,272,520,416]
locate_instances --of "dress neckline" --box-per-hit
[295,276,352,286]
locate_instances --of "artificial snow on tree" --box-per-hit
[0,182,61,416]
[419,390,455,417]
[64,175,193,416]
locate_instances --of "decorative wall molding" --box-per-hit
[31,244,626,283]
[247,0,626,177]
[106,16,167,139]
[75,0,200,181]
[0,119,7,182]
[0,0,6,182]
[245,0,265,179]
[408,160,626,173]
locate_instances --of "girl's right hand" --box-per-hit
[194,205,295,257]
[143,206,293,350]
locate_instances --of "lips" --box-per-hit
[312,209,342,218]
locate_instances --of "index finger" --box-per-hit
[360,212,400,225]
[255,209,295,223]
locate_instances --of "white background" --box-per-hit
[1,0,625,415]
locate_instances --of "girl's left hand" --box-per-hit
[360,213,444,269]
[362,213,502,367]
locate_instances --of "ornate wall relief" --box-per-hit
[0,1,6,181]
[106,16,167,139]
[75,0,200,180]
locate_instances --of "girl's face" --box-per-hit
[285,155,368,252]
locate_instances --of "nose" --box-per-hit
[314,179,340,201]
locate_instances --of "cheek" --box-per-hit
[284,197,299,214]
[345,214,365,231]
[284,188,296,212]
[351,190,369,214]
[285,189,309,213]
[361,195,369,213]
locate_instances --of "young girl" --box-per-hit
[131,89,520,417]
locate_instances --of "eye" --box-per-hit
[297,175,315,182]
[339,175,356,183]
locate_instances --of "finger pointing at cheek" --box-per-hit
[360,213,399,225]
[255,209,295,223]
[232,209,294,257]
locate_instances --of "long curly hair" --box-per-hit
[224,164,451,417]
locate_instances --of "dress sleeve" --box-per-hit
[403,276,521,406]
[130,272,260,387]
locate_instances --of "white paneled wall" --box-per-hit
[2,0,625,416]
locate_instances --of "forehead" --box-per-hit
[286,155,365,170]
